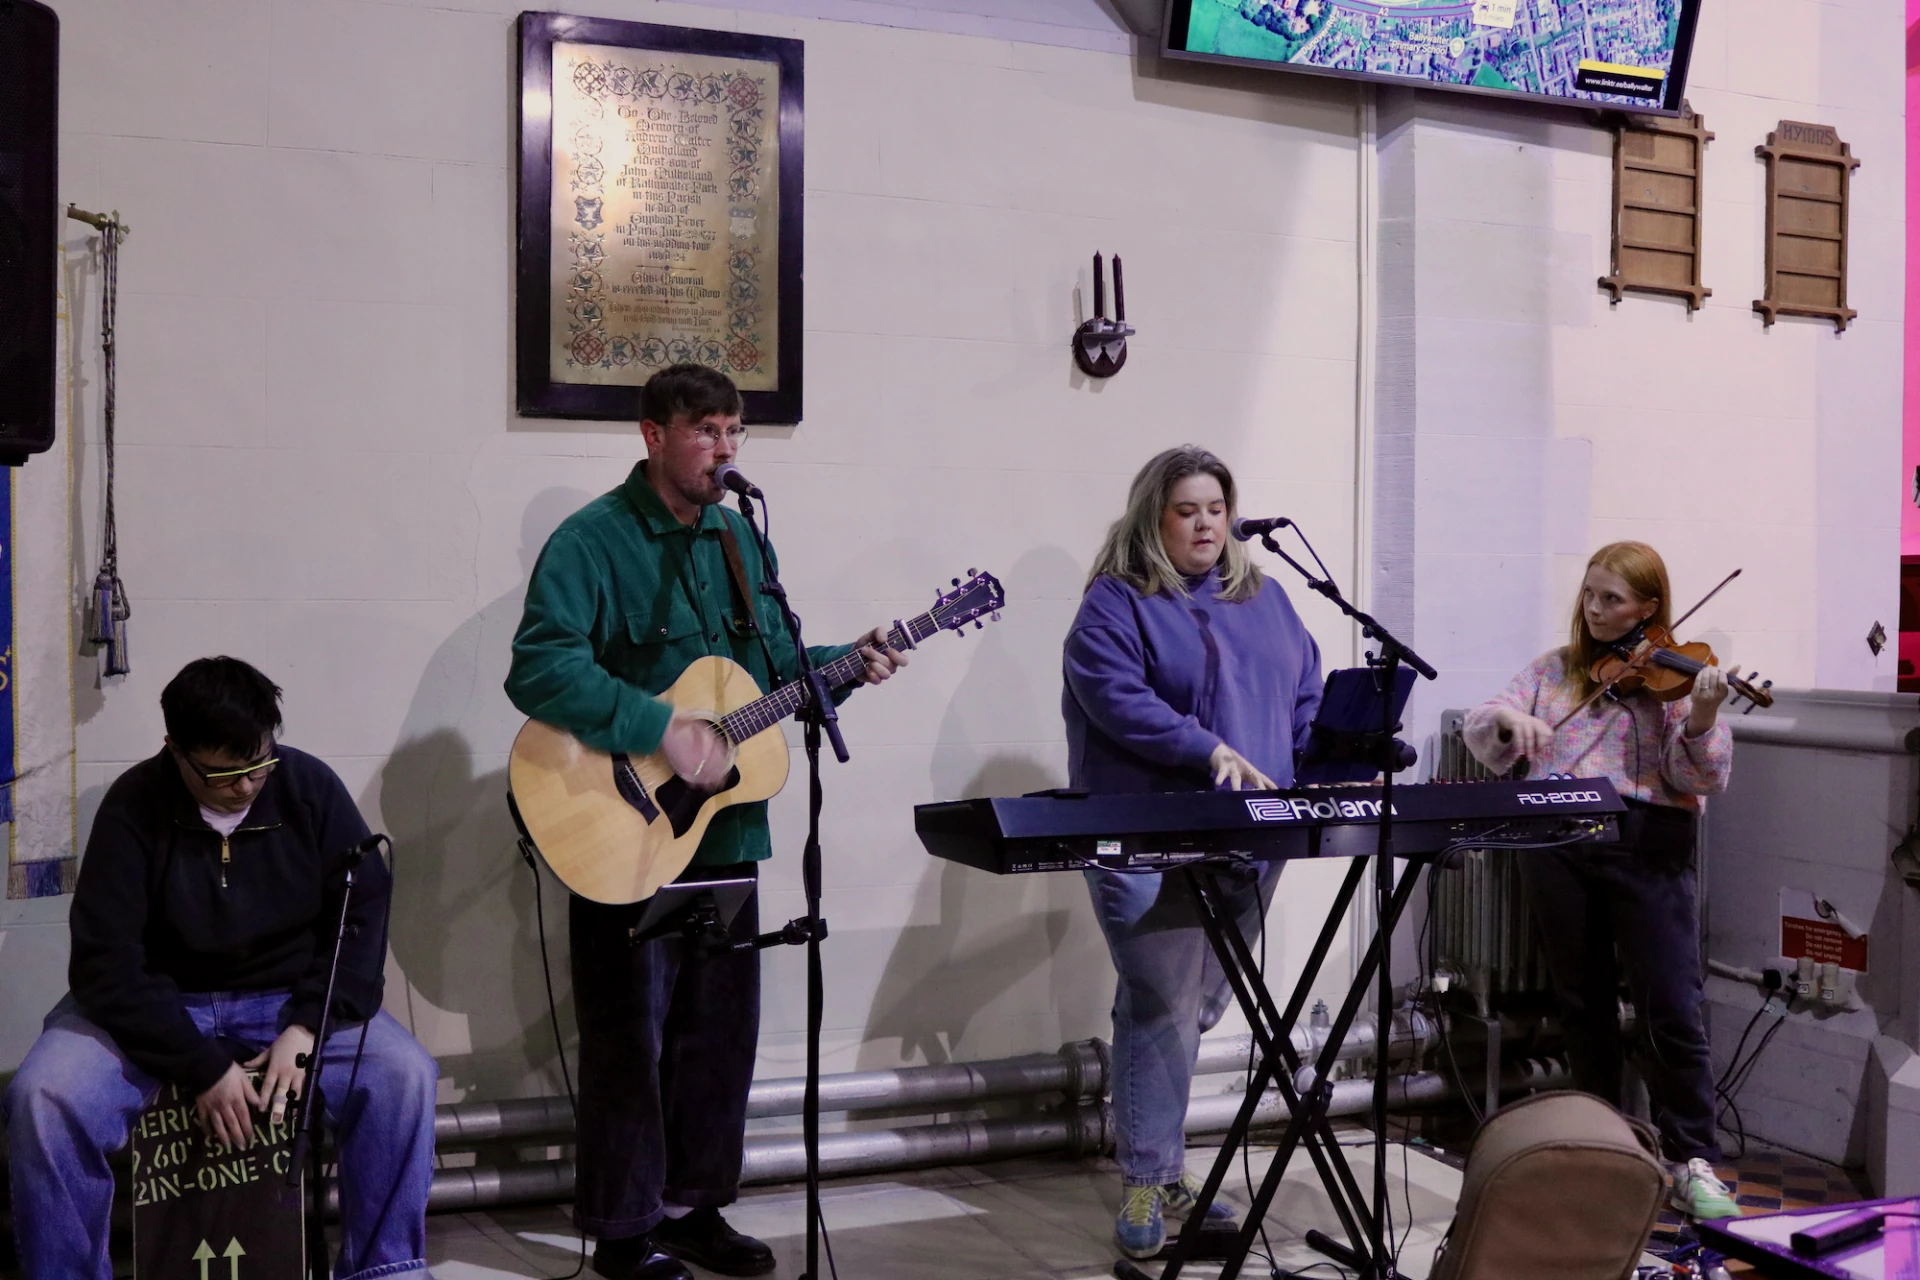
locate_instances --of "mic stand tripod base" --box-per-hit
[1306,1228,1408,1280]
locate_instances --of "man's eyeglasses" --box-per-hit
[177,745,280,789]
[680,422,749,448]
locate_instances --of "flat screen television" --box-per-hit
[1163,0,1702,116]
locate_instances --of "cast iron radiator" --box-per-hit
[1427,711,1552,1015]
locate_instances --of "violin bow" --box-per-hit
[1666,567,1742,635]
[1547,567,1745,732]
[1551,681,1616,731]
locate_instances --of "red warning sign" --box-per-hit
[1781,915,1868,971]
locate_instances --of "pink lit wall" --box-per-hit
[1907,1,1920,554]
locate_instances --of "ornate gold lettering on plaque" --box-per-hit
[549,42,779,390]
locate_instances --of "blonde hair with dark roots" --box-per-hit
[1086,445,1263,603]
[1563,540,1673,697]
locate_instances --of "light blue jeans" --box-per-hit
[3,990,438,1280]
[1085,861,1282,1186]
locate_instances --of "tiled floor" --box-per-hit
[421,1138,1883,1280]
[1703,1148,1873,1216]
[18,1130,1867,1277]
[425,1136,1474,1280]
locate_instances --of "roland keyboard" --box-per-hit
[914,779,1624,875]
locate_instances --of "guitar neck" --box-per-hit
[717,611,938,743]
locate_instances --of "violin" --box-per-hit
[1501,568,1772,778]
[1551,568,1774,730]
[1587,622,1775,711]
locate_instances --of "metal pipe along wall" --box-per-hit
[385,1055,1568,1216]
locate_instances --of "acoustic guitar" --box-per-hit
[509,570,1006,903]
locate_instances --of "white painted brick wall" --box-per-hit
[14,0,1362,1096]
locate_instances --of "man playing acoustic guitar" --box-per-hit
[506,363,907,1280]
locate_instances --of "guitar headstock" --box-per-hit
[931,569,1005,635]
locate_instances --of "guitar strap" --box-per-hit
[717,523,758,634]
[717,521,787,688]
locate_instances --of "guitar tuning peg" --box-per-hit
[990,611,1001,622]
[966,567,976,577]
[952,577,961,587]
[975,620,983,630]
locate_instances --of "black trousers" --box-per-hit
[569,862,761,1239]
[1517,801,1721,1162]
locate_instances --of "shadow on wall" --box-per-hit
[859,546,1115,1067]
[372,487,590,1101]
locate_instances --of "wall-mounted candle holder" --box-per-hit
[1073,252,1133,378]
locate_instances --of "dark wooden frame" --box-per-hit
[1754,120,1860,332]
[1599,106,1712,310]
[515,11,804,423]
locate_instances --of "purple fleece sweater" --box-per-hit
[1062,570,1324,794]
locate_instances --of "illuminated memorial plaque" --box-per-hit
[517,14,804,422]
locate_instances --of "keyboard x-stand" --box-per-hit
[914,780,1627,1280]
[1167,837,1421,1280]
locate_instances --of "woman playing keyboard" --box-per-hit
[1062,445,1323,1260]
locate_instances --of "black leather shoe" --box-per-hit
[592,1233,694,1280]
[653,1208,776,1276]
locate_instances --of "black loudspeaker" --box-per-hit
[0,0,59,466]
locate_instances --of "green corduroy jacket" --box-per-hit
[506,462,852,866]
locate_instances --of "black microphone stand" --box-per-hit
[735,489,839,1280]
[286,833,388,1280]
[1253,527,1435,1280]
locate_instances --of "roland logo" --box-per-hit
[1246,796,1397,823]
[1516,789,1604,805]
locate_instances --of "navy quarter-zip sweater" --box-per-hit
[67,746,387,1094]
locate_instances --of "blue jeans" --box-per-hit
[1086,861,1281,1186]
[3,990,438,1280]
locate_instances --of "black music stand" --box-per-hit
[628,878,757,946]
[1297,667,1417,786]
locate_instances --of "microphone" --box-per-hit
[712,463,762,499]
[1230,515,1291,542]
[343,834,386,864]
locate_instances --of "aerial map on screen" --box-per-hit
[1168,0,1696,111]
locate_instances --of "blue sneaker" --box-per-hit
[1162,1172,1238,1226]
[1114,1184,1166,1259]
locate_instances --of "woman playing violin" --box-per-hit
[1464,540,1739,1220]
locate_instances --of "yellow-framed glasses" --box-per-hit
[177,745,279,789]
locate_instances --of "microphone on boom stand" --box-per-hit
[713,462,763,499]
[1230,514,1292,541]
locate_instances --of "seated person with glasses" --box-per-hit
[3,656,438,1280]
